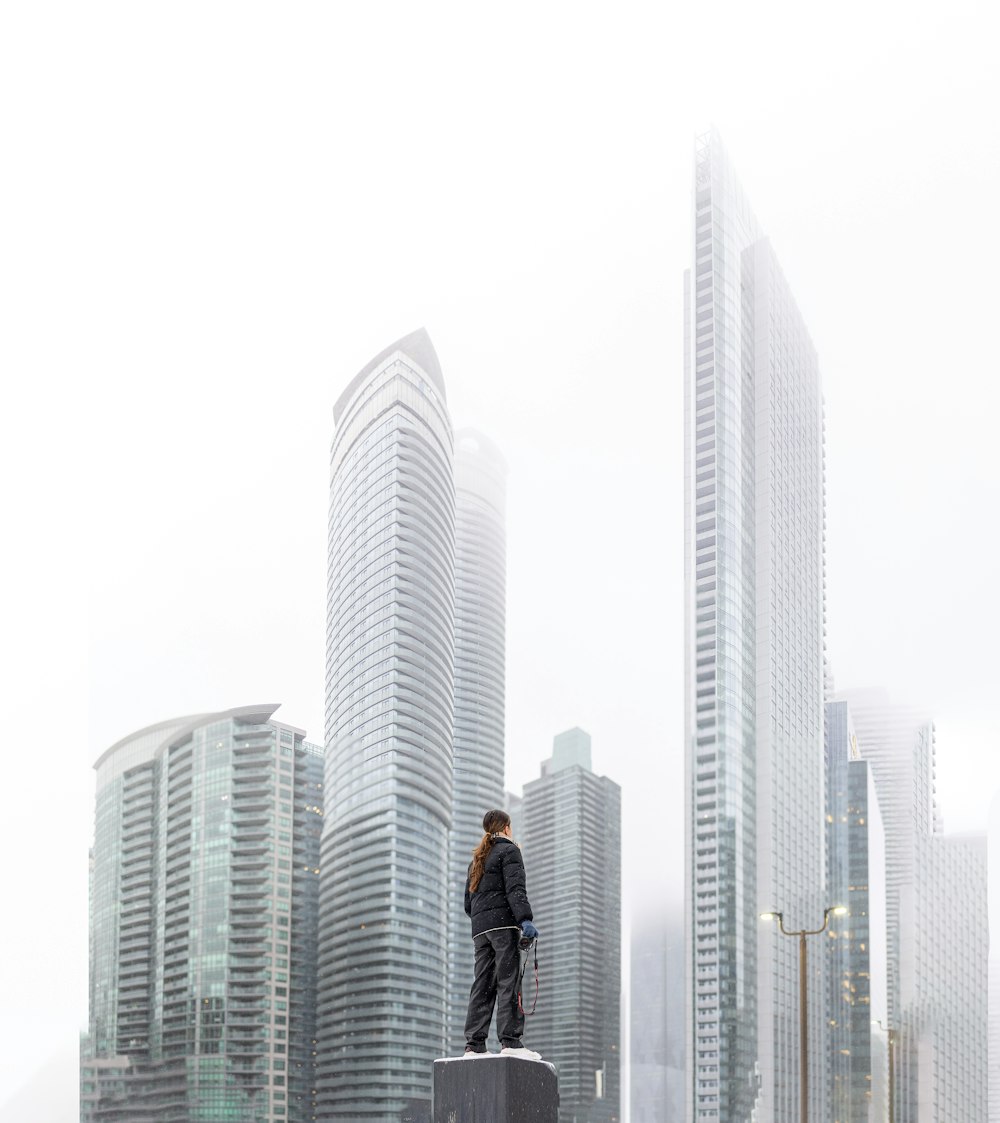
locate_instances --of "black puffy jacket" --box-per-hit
[464,837,534,937]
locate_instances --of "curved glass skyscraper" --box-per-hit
[318,329,456,1120]
[445,429,507,1056]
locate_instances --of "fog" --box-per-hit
[2,1,998,1116]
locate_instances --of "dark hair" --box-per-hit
[468,809,511,892]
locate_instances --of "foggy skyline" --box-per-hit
[3,3,999,1118]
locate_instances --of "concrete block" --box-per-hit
[433,1054,559,1123]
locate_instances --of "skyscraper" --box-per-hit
[837,689,988,1122]
[519,729,622,1123]
[824,699,888,1122]
[318,329,456,1120]
[630,908,685,1123]
[896,831,988,1122]
[683,130,826,1121]
[445,429,507,1056]
[832,691,936,1024]
[82,705,323,1123]
[988,791,1000,1123]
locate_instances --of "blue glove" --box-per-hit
[520,921,539,939]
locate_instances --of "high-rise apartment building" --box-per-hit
[82,705,323,1123]
[899,832,987,1121]
[519,729,621,1123]
[992,967,1000,1123]
[445,429,507,1056]
[839,689,988,1122]
[988,791,1000,1123]
[318,330,456,1120]
[630,909,685,1123]
[683,130,826,1122]
[824,699,888,1122]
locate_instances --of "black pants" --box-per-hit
[464,927,524,1047]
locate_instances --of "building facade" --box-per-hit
[630,909,685,1123]
[505,790,523,846]
[683,130,826,1122]
[825,699,888,1123]
[318,329,456,1120]
[519,729,622,1123]
[988,791,1000,1123]
[445,429,507,1056]
[839,690,988,1122]
[833,691,938,1034]
[896,832,988,1122]
[83,705,323,1123]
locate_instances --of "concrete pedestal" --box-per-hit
[432,1054,559,1123]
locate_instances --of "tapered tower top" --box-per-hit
[334,327,445,423]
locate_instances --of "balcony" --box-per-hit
[227,1060,270,1075]
[229,978,268,992]
[232,852,271,869]
[229,921,269,938]
[230,957,270,971]
[226,1009,269,1027]
[231,874,269,893]
[121,879,153,899]
[233,754,271,770]
[118,947,151,968]
[230,946,268,963]
[163,837,192,861]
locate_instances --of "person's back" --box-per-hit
[465,835,531,936]
[462,809,540,1058]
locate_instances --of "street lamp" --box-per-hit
[760,906,847,1123]
[875,1020,896,1123]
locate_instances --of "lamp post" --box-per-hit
[876,1020,896,1123]
[760,906,847,1123]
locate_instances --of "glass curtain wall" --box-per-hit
[318,330,455,1120]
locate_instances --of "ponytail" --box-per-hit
[468,809,511,892]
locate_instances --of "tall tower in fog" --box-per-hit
[989,791,1000,1123]
[317,330,455,1120]
[630,908,685,1123]
[831,693,936,1033]
[445,429,507,1056]
[837,689,988,1122]
[683,131,825,1122]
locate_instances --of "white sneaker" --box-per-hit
[500,1045,541,1061]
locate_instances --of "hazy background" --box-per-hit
[2,2,998,1117]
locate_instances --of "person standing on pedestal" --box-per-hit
[462,809,540,1058]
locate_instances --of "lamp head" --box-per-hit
[759,911,781,922]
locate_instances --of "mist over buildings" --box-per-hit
[3,2,999,1118]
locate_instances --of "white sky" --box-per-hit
[2,2,998,1115]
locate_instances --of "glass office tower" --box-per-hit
[683,130,825,1122]
[83,705,323,1123]
[896,832,988,1122]
[832,691,936,1031]
[630,909,685,1123]
[519,730,621,1123]
[988,794,1000,1123]
[318,329,455,1120]
[445,429,507,1057]
[838,690,988,1122]
[825,699,888,1123]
